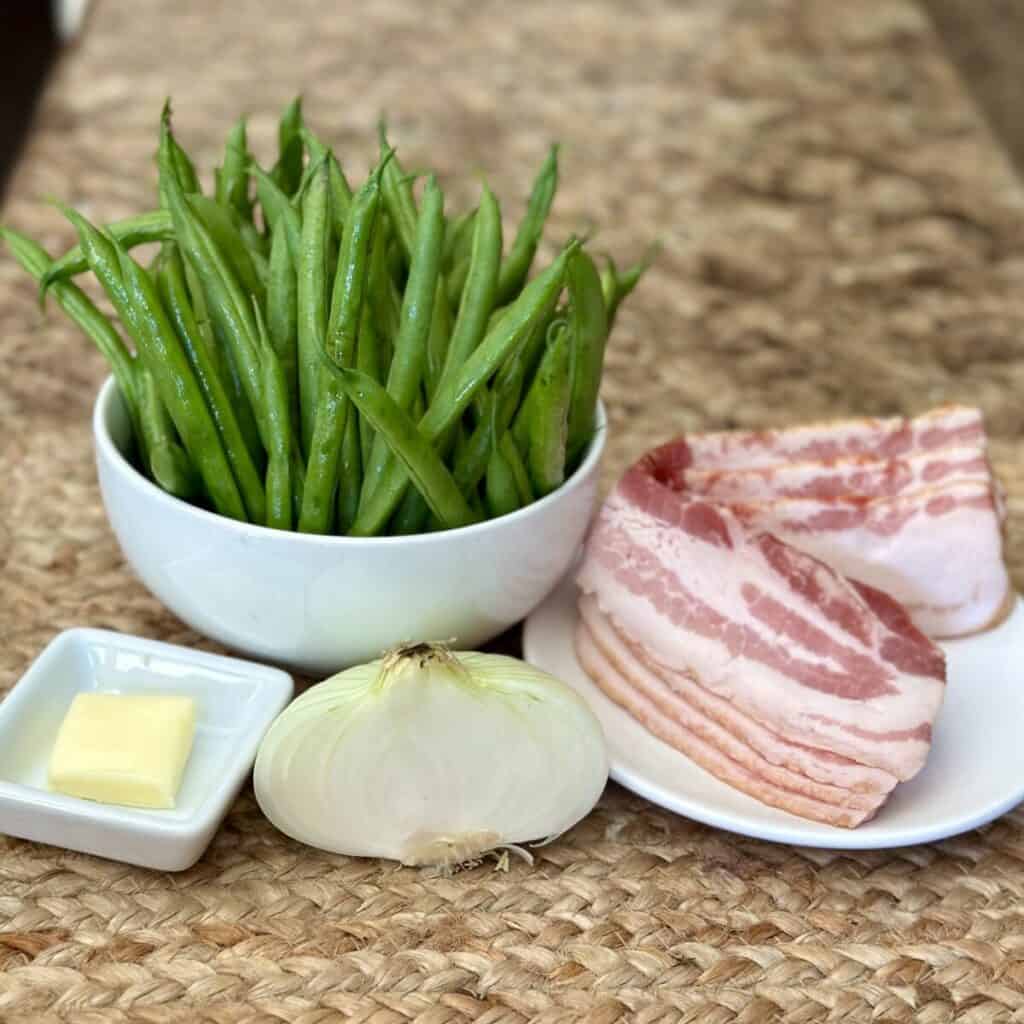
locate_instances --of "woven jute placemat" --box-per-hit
[4,1,1024,1020]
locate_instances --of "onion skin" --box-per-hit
[254,643,609,867]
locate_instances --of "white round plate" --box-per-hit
[523,574,1024,849]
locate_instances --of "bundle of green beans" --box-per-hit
[1,99,651,535]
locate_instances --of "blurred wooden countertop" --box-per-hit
[3,2,1024,1021]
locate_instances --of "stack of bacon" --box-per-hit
[574,405,1008,827]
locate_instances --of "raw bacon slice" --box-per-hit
[643,405,1009,638]
[578,594,898,796]
[681,446,994,505]
[576,460,947,798]
[654,404,986,475]
[727,481,1008,638]
[576,613,888,827]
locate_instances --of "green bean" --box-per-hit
[289,159,312,204]
[523,307,564,391]
[137,370,197,497]
[386,233,406,291]
[450,398,499,498]
[238,219,268,259]
[495,145,558,305]
[512,329,553,452]
[468,484,486,520]
[160,116,265,446]
[299,389,346,530]
[252,302,292,530]
[356,304,383,469]
[324,234,340,315]
[265,412,293,528]
[186,194,264,303]
[137,367,202,499]
[326,367,475,531]
[328,158,353,229]
[428,280,452,403]
[391,483,430,534]
[38,210,174,300]
[4,225,151,470]
[336,404,362,534]
[368,217,401,361]
[62,205,247,520]
[483,302,507,335]
[375,133,456,405]
[147,246,165,276]
[326,173,383,361]
[444,207,480,309]
[1,226,140,418]
[159,103,202,203]
[450,342,528,497]
[250,162,303,263]
[289,156,321,212]
[443,207,477,271]
[565,249,609,466]
[359,176,443,509]
[290,444,306,525]
[216,335,264,455]
[427,239,576,439]
[249,247,269,285]
[157,243,267,522]
[452,416,471,466]
[180,258,226,398]
[301,128,352,237]
[500,431,534,506]
[424,277,451,401]
[178,254,265,466]
[351,238,577,535]
[298,128,328,170]
[603,247,655,328]
[515,321,573,497]
[298,173,380,533]
[267,226,299,442]
[493,340,530,431]
[170,206,264,445]
[485,444,521,519]
[377,125,419,259]
[599,255,617,316]
[446,254,471,312]
[168,132,201,198]
[215,116,253,222]
[438,184,501,392]
[273,96,305,197]
[296,158,332,455]
[117,260,247,519]
[390,390,429,534]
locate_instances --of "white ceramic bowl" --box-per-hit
[92,376,606,676]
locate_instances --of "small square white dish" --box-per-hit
[0,628,293,871]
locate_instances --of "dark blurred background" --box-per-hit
[7,3,1024,199]
[1,7,60,200]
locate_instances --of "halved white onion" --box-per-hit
[254,643,609,867]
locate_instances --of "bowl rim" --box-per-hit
[93,374,608,548]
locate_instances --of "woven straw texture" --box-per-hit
[4,1,1024,1020]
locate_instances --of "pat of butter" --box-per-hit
[48,693,196,809]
